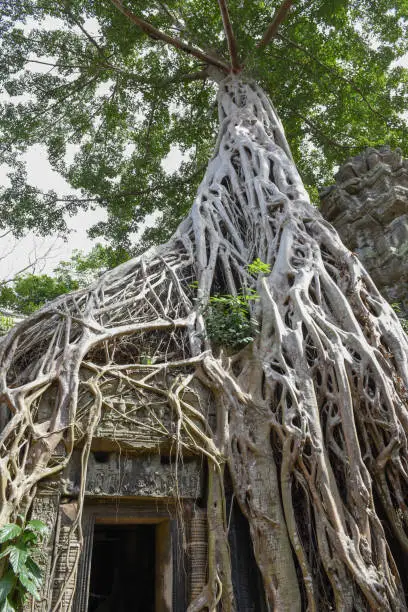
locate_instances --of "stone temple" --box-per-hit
[320,146,408,314]
[20,147,408,611]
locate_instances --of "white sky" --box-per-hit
[0,15,407,281]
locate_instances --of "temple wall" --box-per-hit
[320,146,408,314]
[24,450,205,611]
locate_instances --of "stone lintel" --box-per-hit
[61,450,204,499]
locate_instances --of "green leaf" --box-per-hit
[0,543,28,575]
[25,520,48,536]
[25,557,42,589]
[17,569,40,601]
[21,531,37,547]
[247,258,271,275]
[0,597,16,612]
[0,571,15,604]
[0,525,22,544]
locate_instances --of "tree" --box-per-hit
[0,243,129,319]
[1,2,408,611]
[1,1,408,250]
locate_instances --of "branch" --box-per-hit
[295,113,356,150]
[63,6,107,60]
[257,0,294,48]
[279,34,402,128]
[110,0,230,73]
[0,243,56,285]
[217,0,240,72]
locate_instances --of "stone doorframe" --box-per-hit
[73,499,189,612]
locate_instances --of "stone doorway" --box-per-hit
[74,502,181,612]
[88,524,156,611]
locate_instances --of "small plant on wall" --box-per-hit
[203,289,259,349]
[201,259,271,350]
[0,518,48,611]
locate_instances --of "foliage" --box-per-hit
[0,243,126,316]
[54,243,130,286]
[247,258,271,276]
[0,519,48,611]
[203,289,259,349]
[391,302,408,334]
[0,315,15,335]
[0,273,79,315]
[202,258,271,348]
[0,1,407,250]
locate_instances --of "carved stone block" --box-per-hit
[50,503,81,612]
[62,451,204,499]
[23,493,60,612]
[320,146,408,312]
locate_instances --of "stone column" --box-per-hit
[189,509,208,601]
[50,503,81,611]
[23,492,60,612]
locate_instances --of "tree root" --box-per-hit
[1,76,408,610]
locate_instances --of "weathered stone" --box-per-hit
[61,450,204,499]
[320,146,408,313]
[23,493,60,612]
[50,503,81,611]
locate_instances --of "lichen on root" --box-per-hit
[1,77,408,610]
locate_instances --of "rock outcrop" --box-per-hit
[320,146,408,312]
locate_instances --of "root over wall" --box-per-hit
[1,77,408,611]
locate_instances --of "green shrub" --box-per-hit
[203,289,259,349]
[191,260,271,350]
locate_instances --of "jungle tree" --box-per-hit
[1,1,408,610]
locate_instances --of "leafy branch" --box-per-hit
[257,0,295,48]
[110,0,230,73]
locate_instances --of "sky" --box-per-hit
[0,16,408,282]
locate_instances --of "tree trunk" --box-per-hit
[1,77,408,610]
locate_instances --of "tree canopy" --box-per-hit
[1,0,408,255]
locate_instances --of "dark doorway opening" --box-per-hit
[88,524,156,612]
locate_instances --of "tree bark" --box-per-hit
[1,76,408,610]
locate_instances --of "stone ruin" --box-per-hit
[19,146,408,611]
[320,146,408,314]
[25,386,266,612]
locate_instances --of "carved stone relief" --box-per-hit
[62,450,204,499]
[23,493,60,612]
[50,503,81,612]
